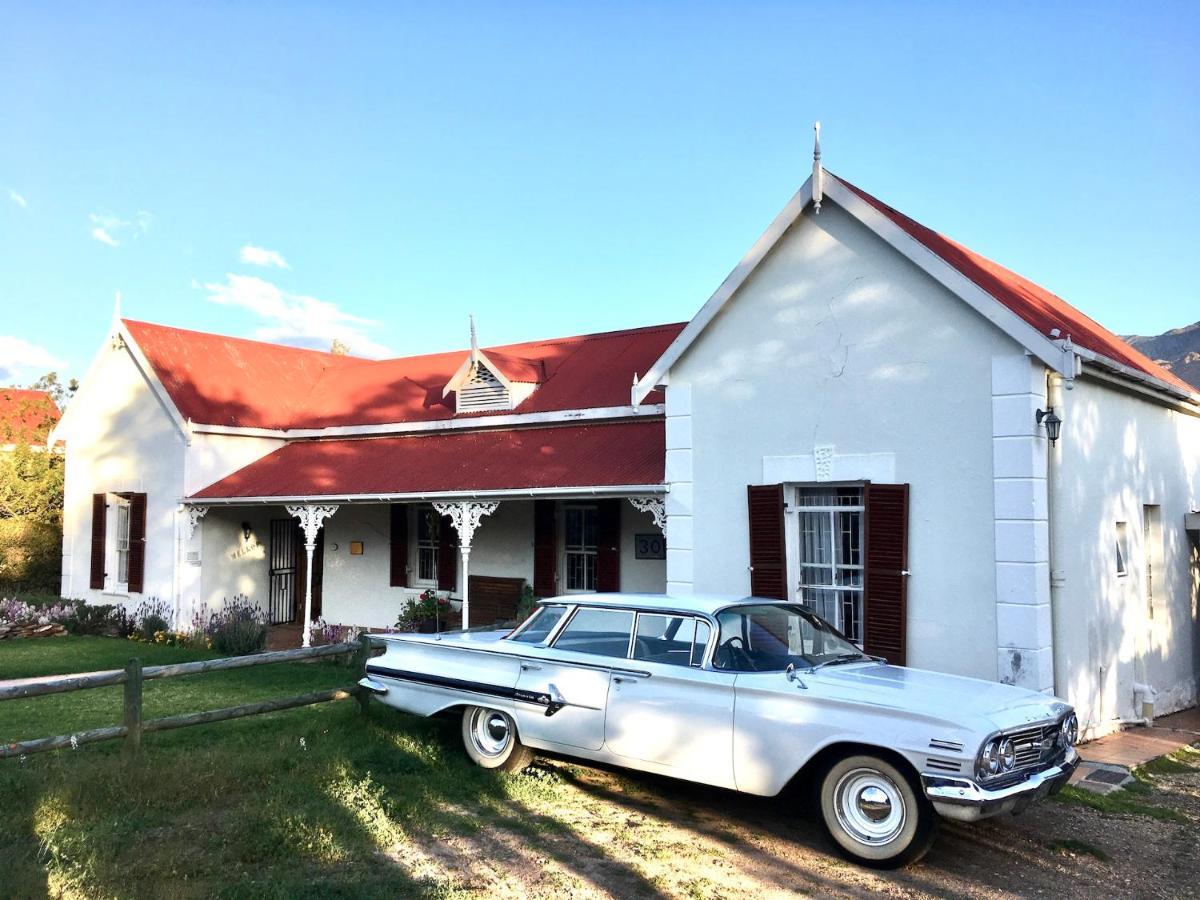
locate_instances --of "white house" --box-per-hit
[54,160,1200,740]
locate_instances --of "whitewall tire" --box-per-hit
[461,706,534,772]
[818,754,936,868]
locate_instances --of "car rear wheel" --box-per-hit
[461,706,534,772]
[818,754,937,868]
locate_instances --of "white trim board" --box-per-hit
[185,484,669,505]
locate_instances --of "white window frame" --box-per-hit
[1115,521,1129,578]
[791,485,865,645]
[412,504,440,588]
[562,503,598,594]
[109,494,131,593]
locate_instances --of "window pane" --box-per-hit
[553,607,634,657]
[509,605,567,643]
[632,614,694,667]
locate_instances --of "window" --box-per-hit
[1116,521,1129,577]
[632,613,711,667]
[508,604,568,644]
[795,487,864,644]
[551,607,634,657]
[115,498,131,587]
[415,505,439,584]
[1144,505,1163,618]
[564,505,598,592]
[713,603,865,672]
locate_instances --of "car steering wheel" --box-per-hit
[717,636,754,671]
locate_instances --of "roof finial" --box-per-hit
[812,121,824,214]
[469,313,478,362]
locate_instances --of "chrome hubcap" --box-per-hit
[470,708,512,758]
[833,768,906,846]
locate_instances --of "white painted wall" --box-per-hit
[664,199,1020,681]
[1051,375,1200,735]
[59,342,186,609]
[185,431,285,496]
[198,506,278,617]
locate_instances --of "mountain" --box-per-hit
[1126,322,1200,391]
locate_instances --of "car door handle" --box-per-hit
[520,663,543,671]
[612,675,641,685]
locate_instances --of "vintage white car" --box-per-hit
[360,594,1079,866]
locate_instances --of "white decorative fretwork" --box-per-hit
[628,496,666,531]
[813,445,835,481]
[431,501,500,630]
[432,501,499,552]
[286,504,339,647]
[286,504,339,547]
[183,505,209,539]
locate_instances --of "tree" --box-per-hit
[25,372,78,410]
[0,444,63,524]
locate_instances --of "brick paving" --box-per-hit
[1070,706,1200,786]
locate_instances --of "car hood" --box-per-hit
[812,662,1070,733]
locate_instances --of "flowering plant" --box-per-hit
[395,588,452,632]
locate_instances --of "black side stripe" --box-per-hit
[366,664,565,716]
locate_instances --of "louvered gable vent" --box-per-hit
[456,361,512,413]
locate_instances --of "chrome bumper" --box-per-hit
[922,747,1078,823]
[357,676,390,695]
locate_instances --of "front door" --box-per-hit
[268,519,296,625]
[294,525,324,621]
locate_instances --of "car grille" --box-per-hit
[1007,722,1058,769]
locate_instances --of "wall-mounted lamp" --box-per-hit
[1036,408,1062,444]
[241,521,253,541]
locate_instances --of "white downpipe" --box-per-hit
[1047,373,1065,696]
[1132,681,1158,726]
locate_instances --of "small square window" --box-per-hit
[1115,522,1129,577]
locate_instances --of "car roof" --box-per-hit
[537,593,785,617]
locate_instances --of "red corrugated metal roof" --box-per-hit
[835,175,1193,394]
[0,389,60,444]
[126,319,683,430]
[191,420,664,499]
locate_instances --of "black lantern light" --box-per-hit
[1036,408,1062,444]
[241,521,253,540]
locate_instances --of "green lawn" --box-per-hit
[0,637,629,899]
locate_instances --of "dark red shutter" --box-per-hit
[437,513,458,593]
[389,504,409,587]
[862,483,910,666]
[89,493,107,589]
[127,493,147,594]
[595,500,621,592]
[747,484,787,600]
[533,500,557,597]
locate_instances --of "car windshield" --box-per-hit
[713,603,867,672]
[506,604,567,644]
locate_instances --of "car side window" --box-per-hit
[551,607,635,658]
[632,614,711,668]
[508,604,567,644]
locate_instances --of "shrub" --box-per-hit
[396,588,452,632]
[130,598,172,642]
[205,596,267,656]
[63,602,119,635]
[310,618,364,646]
[0,519,62,596]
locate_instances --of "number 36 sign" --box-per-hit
[634,533,666,560]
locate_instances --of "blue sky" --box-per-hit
[2,2,1197,383]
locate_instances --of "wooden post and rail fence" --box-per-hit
[0,635,379,760]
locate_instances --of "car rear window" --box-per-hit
[551,607,635,658]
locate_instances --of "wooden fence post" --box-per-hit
[123,657,143,759]
[354,634,372,715]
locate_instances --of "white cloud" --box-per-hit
[0,336,65,383]
[203,273,389,358]
[239,244,289,269]
[7,189,27,209]
[89,211,151,248]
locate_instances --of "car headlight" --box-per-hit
[999,737,1016,771]
[1060,713,1079,747]
[977,740,1001,778]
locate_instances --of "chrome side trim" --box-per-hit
[357,676,389,695]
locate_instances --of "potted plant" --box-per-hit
[396,588,453,633]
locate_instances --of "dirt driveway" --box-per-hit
[413,751,1200,899]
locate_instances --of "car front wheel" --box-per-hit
[818,753,937,868]
[460,706,534,772]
